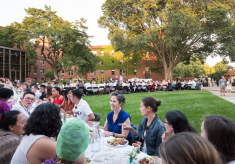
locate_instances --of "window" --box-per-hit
[61,70,64,76]
[92,51,97,56]
[35,59,37,65]
[40,69,45,75]
[112,70,115,75]
[101,70,104,74]
[101,61,104,66]
[40,60,45,66]
[159,60,162,65]
[68,70,73,76]
[134,69,137,76]
[34,69,37,75]
[112,60,115,64]
[120,60,125,65]
[41,78,45,81]
[91,71,96,76]
[120,69,125,75]
[92,78,95,81]
[69,78,72,80]
[101,51,104,56]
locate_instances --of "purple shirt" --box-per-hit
[0,99,10,114]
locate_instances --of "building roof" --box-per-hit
[227,65,233,69]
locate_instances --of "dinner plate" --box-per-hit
[106,139,129,147]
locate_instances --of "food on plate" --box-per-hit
[139,157,153,164]
[107,138,126,146]
[85,157,91,164]
[119,140,127,145]
[7,101,12,103]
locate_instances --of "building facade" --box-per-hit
[0,46,29,81]
[29,45,165,81]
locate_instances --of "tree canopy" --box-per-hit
[98,0,235,80]
[213,60,228,72]
[0,5,99,76]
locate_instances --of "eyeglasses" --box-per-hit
[24,98,35,102]
[163,121,170,125]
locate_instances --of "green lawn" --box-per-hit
[83,90,235,133]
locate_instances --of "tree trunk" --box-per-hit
[54,68,58,77]
[164,68,173,81]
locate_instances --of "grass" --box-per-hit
[83,90,235,133]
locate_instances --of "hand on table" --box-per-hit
[61,109,65,113]
[105,131,113,137]
[161,132,169,142]
[119,123,132,131]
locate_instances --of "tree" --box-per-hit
[209,70,227,80]
[44,70,55,80]
[213,61,228,72]
[204,63,215,75]
[98,0,235,80]
[1,5,99,76]
[173,57,205,78]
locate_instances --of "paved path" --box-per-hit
[203,86,235,104]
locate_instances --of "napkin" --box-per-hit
[93,151,109,162]
[93,147,117,162]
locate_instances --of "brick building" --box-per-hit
[30,45,165,82]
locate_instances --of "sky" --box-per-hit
[0,0,228,66]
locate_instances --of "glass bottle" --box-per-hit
[90,121,101,152]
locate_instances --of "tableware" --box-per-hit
[85,156,93,164]
[106,139,129,147]
[154,157,162,164]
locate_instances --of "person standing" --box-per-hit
[55,75,60,87]
[120,75,123,82]
[219,76,226,97]
[227,78,232,97]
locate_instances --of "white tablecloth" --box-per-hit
[85,136,150,164]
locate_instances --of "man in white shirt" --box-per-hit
[11,91,35,120]
[67,89,95,122]
[31,84,42,99]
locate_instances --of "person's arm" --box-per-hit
[105,118,131,138]
[87,113,95,121]
[103,119,108,131]
[60,99,65,108]
[120,122,136,137]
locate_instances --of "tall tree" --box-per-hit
[98,0,235,80]
[213,61,228,72]
[1,5,99,76]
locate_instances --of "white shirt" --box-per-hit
[85,83,92,89]
[142,82,146,87]
[11,103,35,120]
[72,98,93,122]
[34,90,42,99]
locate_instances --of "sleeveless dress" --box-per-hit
[52,95,64,105]
[227,81,232,90]
[11,134,47,164]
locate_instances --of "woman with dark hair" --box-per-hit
[44,85,52,102]
[60,87,74,112]
[0,111,25,164]
[159,132,222,164]
[52,87,64,108]
[201,115,235,164]
[121,97,165,156]
[100,91,133,145]
[0,88,14,114]
[161,110,196,142]
[11,103,62,164]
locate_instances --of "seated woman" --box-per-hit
[201,115,235,164]
[0,111,25,164]
[11,103,62,164]
[161,110,196,142]
[103,92,132,144]
[121,97,165,156]
[52,87,64,108]
[44,85,52,102]
[60,87,74,112]
[159,132,222,164]
[0,88,14,114]
[44,118,90,164]
[150,80,155,91]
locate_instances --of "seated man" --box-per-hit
[67,89,95,122]
[31,84,42,99]
[39,85,46,100]
[11,91,35,120]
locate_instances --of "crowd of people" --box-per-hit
[0,77,234,164]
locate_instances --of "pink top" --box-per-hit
[162,82,168,89]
